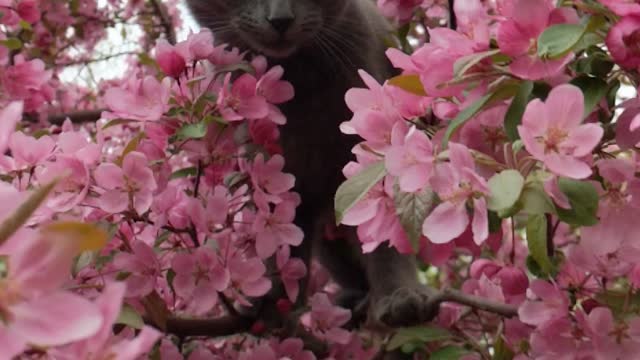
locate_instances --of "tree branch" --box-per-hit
[23,109,105,126]
[433,288,518,318]
[149,0,177,45]
[164,315,254,338]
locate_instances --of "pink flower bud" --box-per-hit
[155,40,186,79]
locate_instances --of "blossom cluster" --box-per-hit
[0,1,360,358]
[1,0,640,358]
[336,0,640,357]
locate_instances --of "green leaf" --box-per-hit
[574,48,613,78]
[453,49,501,79]
[526,214,553,275]
[335,162,386,224]
[504,81,534,141]
[117,132,145,166]
[18,20,32,31]
[442,82,519,149]
[430,346,471,360]
[0,38,22,50]
[493,336,515,360]
[176,121,208,140]
[520,183,555,215]
[537,24,586,59]
[170,167,198,180]
[0,179,59,245]
[555,178,599,226]
[394,185,437,252]
[116,304,145,330]
[386,326,451,351]
[569,76,608,119]
[487,170,525,212]
[102,118,136,130]
[387,74,427,96]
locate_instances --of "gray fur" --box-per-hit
[185,0,432,327]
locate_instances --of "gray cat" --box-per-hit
[184,0,436,328]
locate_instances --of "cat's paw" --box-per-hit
[371,286,438,327]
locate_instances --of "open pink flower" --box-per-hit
[497,0,576,80]
[2,56,52,101]
[518,280,569,326]
[227,256,271,306]
[252,200,303,259]
[518,84,603,179]
[103,75,171,121]
[606,15,640,70]
[52,282,161,360]
[422,143,490,245]
[600,0,640,16]
[385,123,434,192]
[155,39,186,78]
[37,156,90,212]
[300,293,352,345]
[0,102,22,154]
[176,29,215,62]
[8,132,55,168]
[172,247,230,315]
[0,230,103,357]
[276,247,307,303]
[94,151,158,214]
[113,241,161,298]
[217,73,269,121]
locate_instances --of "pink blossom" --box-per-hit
[0,230,103,357]
[301,293,352,345]
[0,102,22,154]
[496,0,576,80]
[240,339,315,360]
[600,0,640,16]
[377,0,424,22]
[113,241,161,298]
[246,154,295,209]
[518,84,603,179]
[188,185,230,233]
[341,154,415,253]
[252,200,303,259]
[227,256,271,306]
[171,247,230,314]
[410,27,480,97]
[422,143,490,245]
[568,214,640,278]
[176,29,215,62]
[606,15,640,70]
[103,76,171,121]
[16,0,40,23]
[518,280,569,326]
[8,132,55,168]
[93,151,158,214]
[342,70,403,152]
[2,56,52,101]
[596,158,640,217]
[52,282,161,359]
[37,156,90,212]
[385,124,434,192]
[528,317,588,359]
[155,39,186,78]
[276,247,307,303]
[217,73,269,121]
[256,65,295,105]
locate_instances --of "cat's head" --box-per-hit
[185,0,350,58]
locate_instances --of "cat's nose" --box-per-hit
[267,16,294,35]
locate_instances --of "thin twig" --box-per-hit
[434,288,518,318]
[149,0,176,45]
[23,109,105,125]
